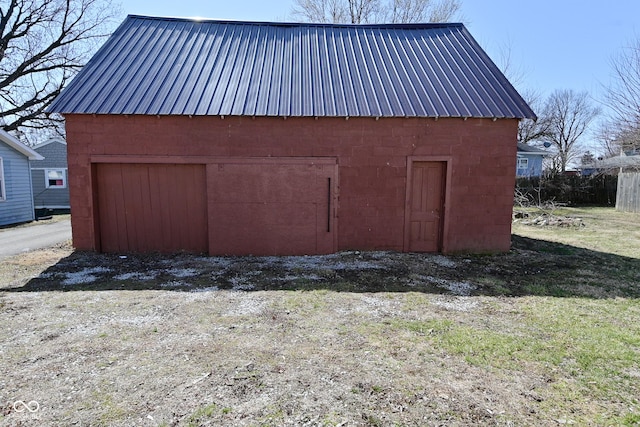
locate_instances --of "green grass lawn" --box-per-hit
[487,207,640,424]
[513,206,640,258]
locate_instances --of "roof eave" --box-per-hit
[0,129,44,160]
[57,112,528,120]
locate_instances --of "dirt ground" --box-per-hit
[1,218,639,426]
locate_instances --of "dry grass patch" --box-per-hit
[1,207,639,425]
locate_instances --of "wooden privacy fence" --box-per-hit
[516,175,618,206]
[616,172,640,213]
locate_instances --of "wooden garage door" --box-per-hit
[95,163,207,253]
[405,161,446,252]
[207,159,337,256]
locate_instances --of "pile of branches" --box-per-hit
[513,211,585,227]
[513,189,585,227]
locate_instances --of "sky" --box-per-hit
[118,0,640,151]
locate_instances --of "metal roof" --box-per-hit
[48,15,536,119]
[595,154,640,169]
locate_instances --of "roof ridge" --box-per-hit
[126,14,463,29]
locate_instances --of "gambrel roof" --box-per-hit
[49,15,535,119]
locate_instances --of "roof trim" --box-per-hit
[0,129,44,160]
[517,143,549,155]
[594,154,640,169]
[32,137,67,150]
[126,14,463,30]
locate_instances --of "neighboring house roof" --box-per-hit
[48,15,536,120]
[516,143,549,156]
[0,129,44,160]
[593,154,640,169]
[32,138,67,150]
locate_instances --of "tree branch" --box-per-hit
[0,0,121,138]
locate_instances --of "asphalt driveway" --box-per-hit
[0,218,71,259]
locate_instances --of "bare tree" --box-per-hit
[292,0,383,23]
[594,122,620,158]
[0,0,120,141]
[594,121,640,157]
[291,0,461,24]
[600,37,640,155]
[495,40,527,90]
[489,41,551,148]
[517,88,551,145]
[424,0,460,22]
[542,89,600,173]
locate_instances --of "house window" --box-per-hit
[517,158,529,170]
[0,157,5,201]
[45,169,67,188]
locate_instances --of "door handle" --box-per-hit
[327,177,331,232]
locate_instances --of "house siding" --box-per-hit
[65,114,518,253]
[33,141,68,168]
[31,141,70,208]
[31,169,70,208]
[516,153,544,177]
[0,143,35,226]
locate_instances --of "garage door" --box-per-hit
[208,159,337,256]
[95,163,208,253]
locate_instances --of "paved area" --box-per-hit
[0,219,71,259]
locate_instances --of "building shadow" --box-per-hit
[3,235,639,299]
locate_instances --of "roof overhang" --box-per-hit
[595,155,640,169]
[0,129,44,160]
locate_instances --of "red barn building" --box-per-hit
[49,16,535,255]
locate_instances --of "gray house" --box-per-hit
[0,129,43,226]
[30,138,70,211]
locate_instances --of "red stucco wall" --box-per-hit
[64,115,519,254]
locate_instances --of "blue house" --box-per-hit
[30,138,70,211]
[0,129,44,226]
[516,143,549,177]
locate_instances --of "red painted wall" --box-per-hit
[64,115,519,253]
